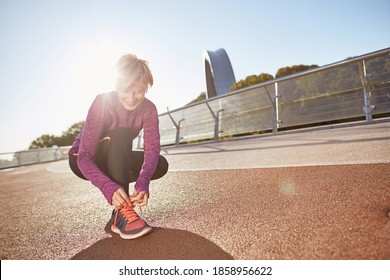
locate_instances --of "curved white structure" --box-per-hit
[203,48,236,98]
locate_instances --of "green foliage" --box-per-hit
[187,92,207,105]
[29,134,58,149]
[57,121,85,146]
[230,73,274,91]
[275,64,319,78]
[29,121,84,149]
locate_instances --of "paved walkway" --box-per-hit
[0,119,389,259]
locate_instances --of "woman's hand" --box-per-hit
[112,188,132,209]
[130,190,148,207]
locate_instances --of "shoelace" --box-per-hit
[119,205,139,223]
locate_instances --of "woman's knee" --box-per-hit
[157,155,169,176]
[160,155,169,169]
[68,154,87,180]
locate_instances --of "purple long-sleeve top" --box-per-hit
[68,91,160,204]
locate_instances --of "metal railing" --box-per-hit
[146,47,390,147]
[0,146,70,169]
[2,48,389,169]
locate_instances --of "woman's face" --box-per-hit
[117,79,147,111]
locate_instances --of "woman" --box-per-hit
[68,54,168,239]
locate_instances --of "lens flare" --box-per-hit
[279,178,296,196]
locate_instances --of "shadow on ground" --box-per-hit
[71,222,233,260]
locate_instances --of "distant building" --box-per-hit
[203,48,236,98]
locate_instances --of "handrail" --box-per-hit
[159,47,390,116]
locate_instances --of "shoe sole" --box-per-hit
[111,225,153,239]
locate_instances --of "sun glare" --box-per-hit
[70,40,120,94]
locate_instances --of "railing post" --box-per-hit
[167,107,185,146]
[206,102,224,141]
[15,152,21,166]
[54,147,58,160]
[265,85,278,133]
[274,82,281,130]
[358,60,373,121]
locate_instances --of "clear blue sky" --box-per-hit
[0,0,389,153]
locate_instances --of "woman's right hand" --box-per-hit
[112,188,132,209]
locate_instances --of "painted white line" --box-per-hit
[0,168,16,172]
[11,169,33,175]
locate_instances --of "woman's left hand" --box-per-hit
[130,190,148,207]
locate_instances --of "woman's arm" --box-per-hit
[77,95,123,204]
[134,102,160,196]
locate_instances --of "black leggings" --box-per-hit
[68,128,168,195]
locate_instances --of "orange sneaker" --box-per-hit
[110,205,152,239]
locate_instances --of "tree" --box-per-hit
[57,121,85,146]
[230,73,274,91]
[29,121,84,149]
[275,64,318,78]
[187,92,207,105]
[29,134,59,149]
